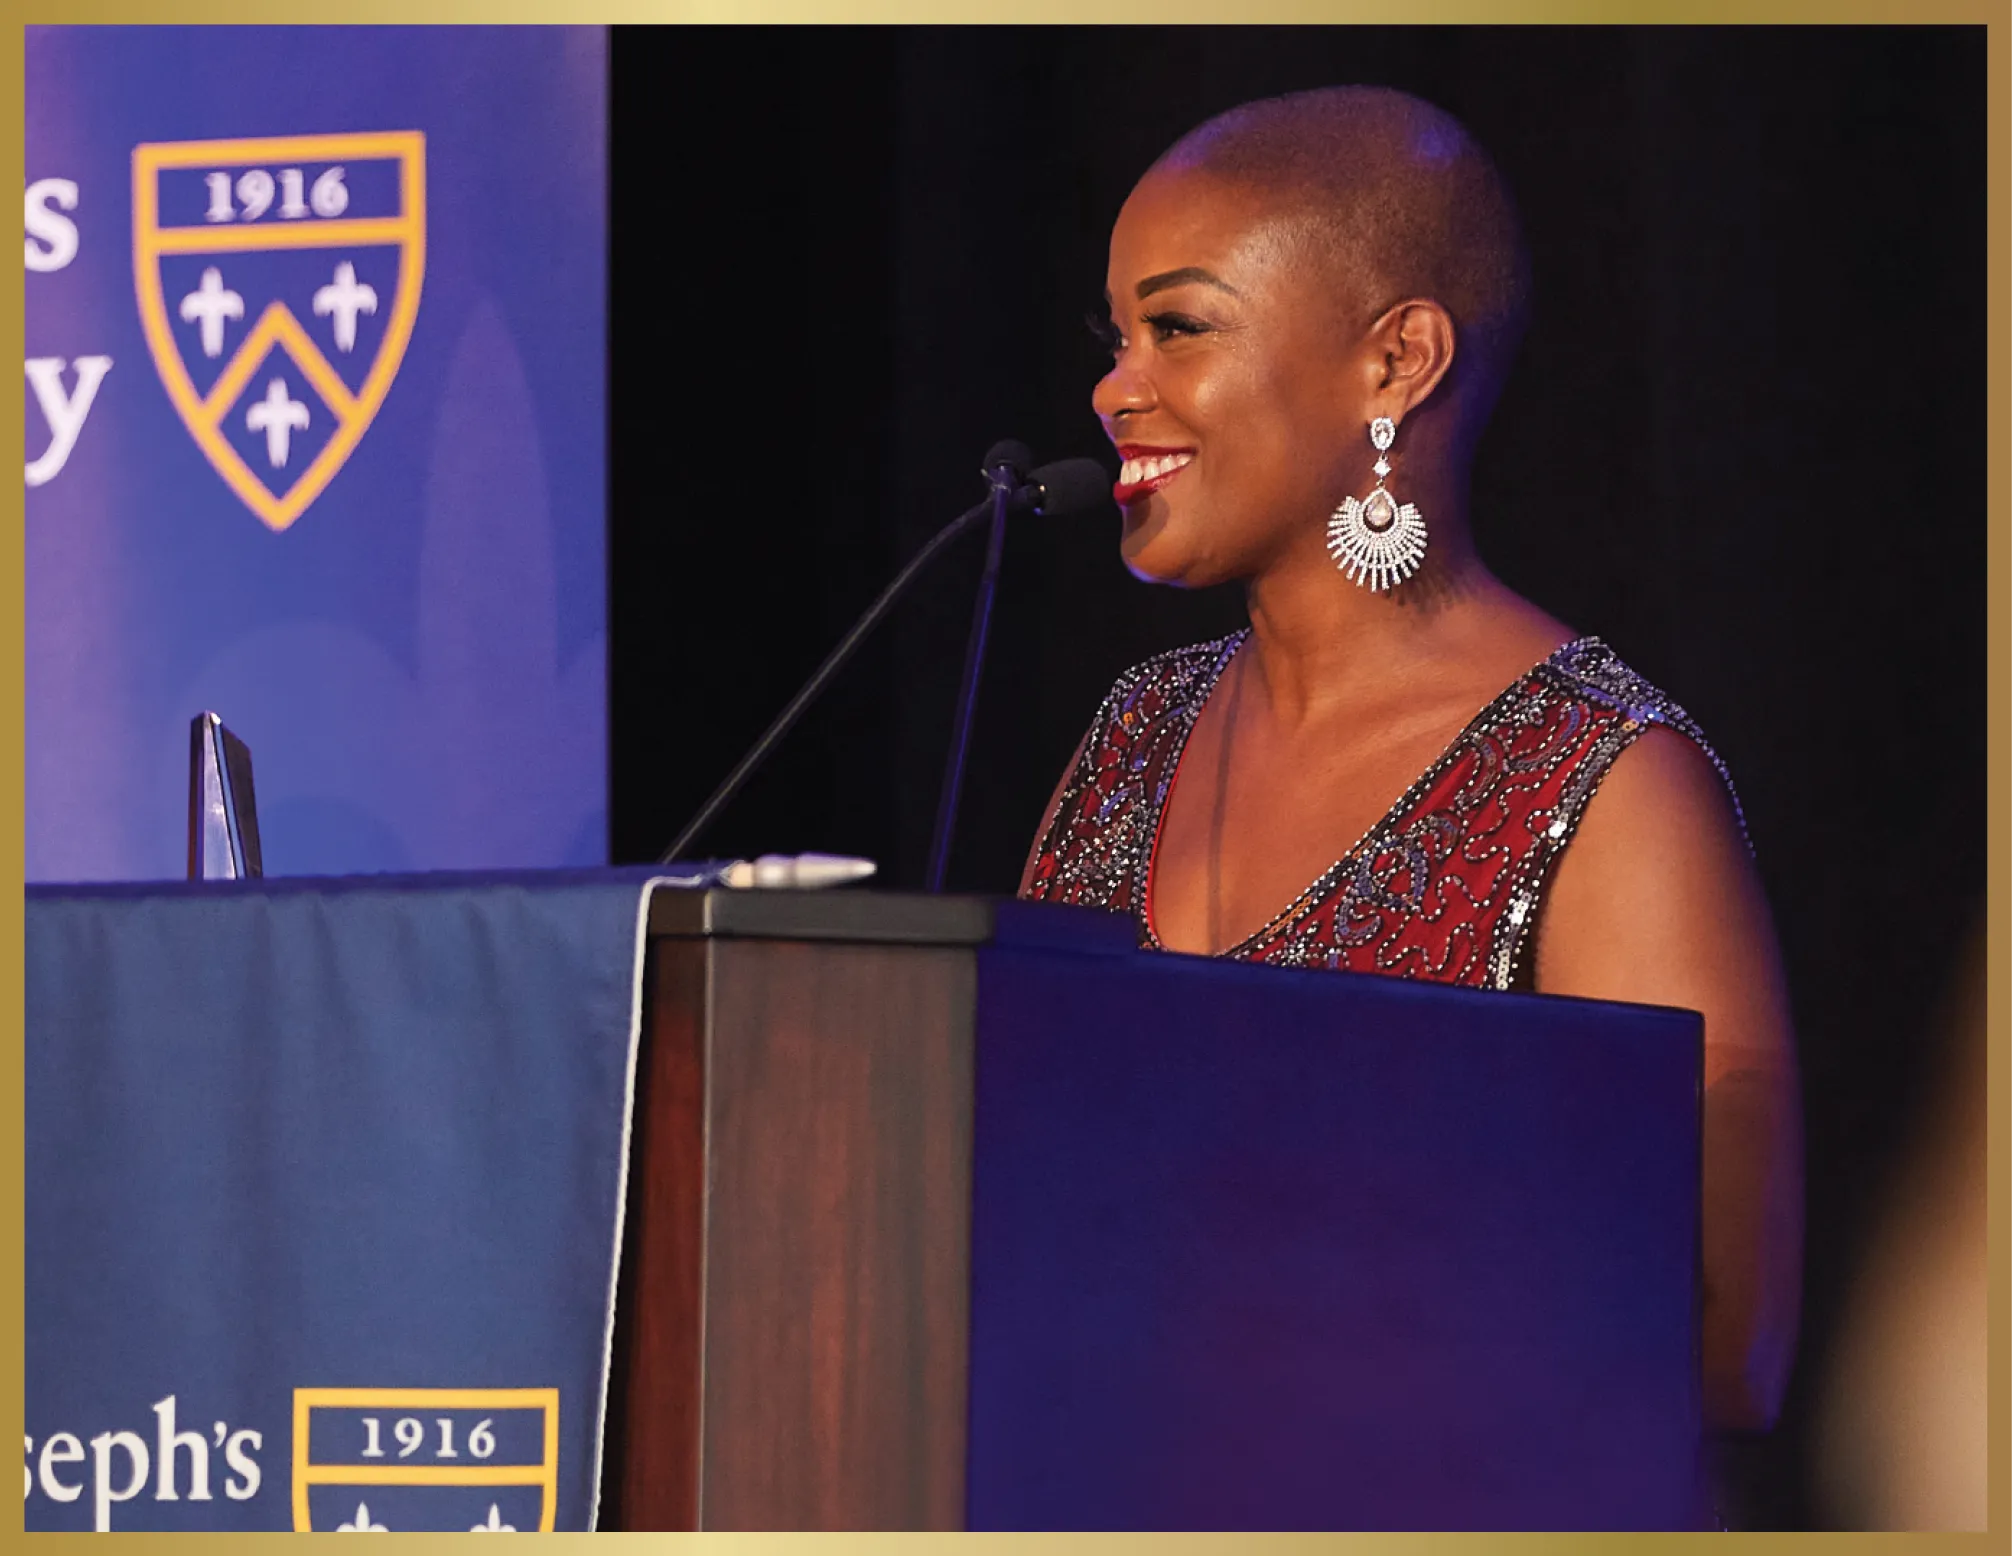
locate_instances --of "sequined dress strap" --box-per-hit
[1022,632,1743,993]
[1020,632,1243,917]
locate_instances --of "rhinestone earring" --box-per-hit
[1326,415,1427,592]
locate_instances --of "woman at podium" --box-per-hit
[1021,87,1800,1441]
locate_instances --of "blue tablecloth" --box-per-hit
[27,868,665,1532]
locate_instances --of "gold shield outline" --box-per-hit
[133,131,426,533]
[291,1385,559,1533]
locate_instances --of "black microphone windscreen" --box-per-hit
[983,439,1034,477]
[1028,457,1112,516]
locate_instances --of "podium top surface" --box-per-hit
[646,887,1138,953]
[25,870,1136,958]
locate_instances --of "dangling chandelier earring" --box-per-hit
[1326,415,1427,592]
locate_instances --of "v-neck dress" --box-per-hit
[1020,632,1745,990]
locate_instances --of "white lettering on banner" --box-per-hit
[25,1400,262,1529]
[31,1389,548,1529]
[223,1427,262,1501]
[151,1395,212,1502]
[24,177,79,272]
[34,1432,84,1502]
[25,175,112,491]
[204,164,348,224]
[359,1413,497,1460]
[88,1429,148,1532]
[24,356,113,487]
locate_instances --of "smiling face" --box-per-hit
[1094,167,1382,588]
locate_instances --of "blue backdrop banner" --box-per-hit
[25,869,663,1532]
[26,26,608,881]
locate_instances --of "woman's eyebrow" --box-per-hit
[1136,266,1242,300]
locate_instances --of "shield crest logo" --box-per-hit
[291,1386,560,1532]
[133,131,425,532]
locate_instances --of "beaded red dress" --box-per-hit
[1021,632,1743,990]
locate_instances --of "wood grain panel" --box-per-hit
[606,938,708,1529]
[697,939,976,1530]
[647,886,995,946]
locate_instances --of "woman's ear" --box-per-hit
[1367,298,1458,419]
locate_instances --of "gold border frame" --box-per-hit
[14,13,2006,1551]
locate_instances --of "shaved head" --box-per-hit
[1152,86,1532,422]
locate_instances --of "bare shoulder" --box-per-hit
[1536,721,1802,1431]
[1561,723,1747,882]
[1535,725,1792,1077]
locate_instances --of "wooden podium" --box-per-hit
[602,890,1702,1531]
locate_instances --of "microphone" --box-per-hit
[1021,456,1108,517]
[656,444,1109,868]
[982,437,1034,491]
[977,442,1104,517]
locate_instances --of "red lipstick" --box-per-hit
[1112,445,1196,506]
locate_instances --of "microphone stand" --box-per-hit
[655,446,1113,878]
[656,492,997,866]
[924,470,1013,892]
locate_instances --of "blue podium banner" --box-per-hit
[26,869,662,1531]
[26,27,608,882]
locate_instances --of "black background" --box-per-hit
[609,27,1985,1528]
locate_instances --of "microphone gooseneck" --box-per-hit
[922,457,1108,889]
[926,448,1025,892]
[658,442,1110,869]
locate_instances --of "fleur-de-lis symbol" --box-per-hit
[336,1501,388,1532]
[469,1503,516,1532]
